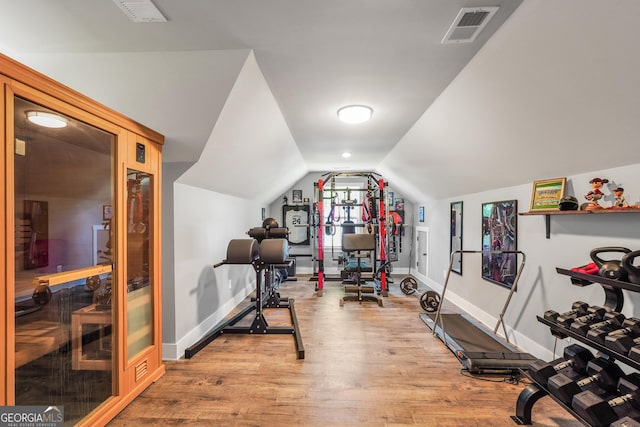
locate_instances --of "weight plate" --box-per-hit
[32,284,52,306]
[420,290,440,312]
[86,275,102,290]
[400,277,417,295]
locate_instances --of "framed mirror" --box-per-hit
[450,201,463,275]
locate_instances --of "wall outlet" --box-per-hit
[228,279,232,289]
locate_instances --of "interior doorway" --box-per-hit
[416,227,429,278]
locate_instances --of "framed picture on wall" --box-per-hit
[292,189,303,204]
[481,199,517,288]
[283,205,310,245]
[450,201,463,275]
[418,206,425,222]
[529,178,566,211]
[103,204,113,221]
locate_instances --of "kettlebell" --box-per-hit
[590,247,632,281]
[622,250,640,284]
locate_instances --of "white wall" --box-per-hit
[178,51,308,205]
[418,164,640,361]
[163,183,261,359]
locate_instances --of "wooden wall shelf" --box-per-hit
[519,208,640,238]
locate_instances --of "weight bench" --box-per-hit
[184,238,304,359]
[340,233,382,307]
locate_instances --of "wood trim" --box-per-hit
[33,264,112,288]
[0,53,163,145]
[153,144,162,369]
[3,82,16,405]
[0,78,7,404]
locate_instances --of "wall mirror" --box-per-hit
[450,201,463,275]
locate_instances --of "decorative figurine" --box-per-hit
[584,177,609,209]
[612,187,629,208]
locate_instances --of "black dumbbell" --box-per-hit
[572,373,640,427]
[628,345,640,363]
[527,344,594,386]
[544,301,590,324]
[571,311,626,336]
[559,306,607,329]
[611,416,640,427]
[589,317,640,344]
[547,357,623,405]
[603,319,640,352]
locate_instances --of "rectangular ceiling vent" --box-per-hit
[441,7,499,44]
[112,0,168,23]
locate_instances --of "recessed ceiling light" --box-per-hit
[337,105,373,124]
[342,152,351,158]
[26,111,68,128]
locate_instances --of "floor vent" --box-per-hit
[112,0,167,23]
[135,359,148,382]
[441,7,499,44]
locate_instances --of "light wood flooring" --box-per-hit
[109,276,582,426]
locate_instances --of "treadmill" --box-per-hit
[420,250,536,373]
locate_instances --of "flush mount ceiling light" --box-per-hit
[337,105,373,124]
[26,111,69,128]
[342,152,352,158]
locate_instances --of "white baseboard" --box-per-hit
[162,282,255,360]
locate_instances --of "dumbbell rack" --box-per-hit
[512,267,640,425]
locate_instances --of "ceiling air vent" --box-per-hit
[112,0,167,23]
[441,7,499,44]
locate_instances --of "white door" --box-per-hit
[416,229,428,277]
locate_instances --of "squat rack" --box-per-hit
[311,171,389,297]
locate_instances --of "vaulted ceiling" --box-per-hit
[2,0,638,204]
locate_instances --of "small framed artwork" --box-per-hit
[529,178,566,211]
[418,206,425,222]
[261,207,266,221]
[482,200,517,288]
[388,191,395,210]
[292,189,303,204]
[102,204,113,221]
[395,198,404,212]
[303,197,310,204]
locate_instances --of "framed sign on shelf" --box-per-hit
[529,178,566,211]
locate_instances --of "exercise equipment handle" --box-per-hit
[213,261,226,268]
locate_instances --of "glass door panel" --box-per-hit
[13,96,115,425]
[126,170,153,361]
